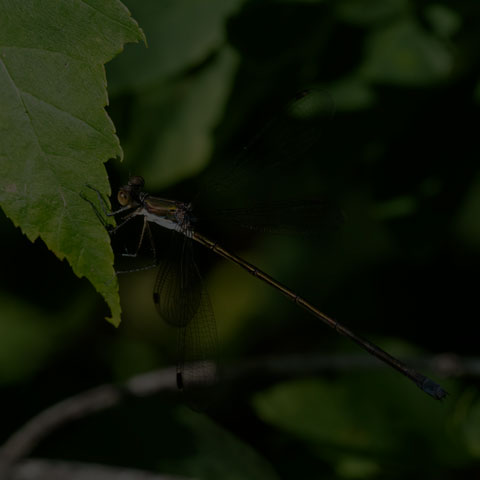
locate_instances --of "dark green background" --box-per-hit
[1,0,480,478]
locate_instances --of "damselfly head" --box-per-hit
[117,176,145,207]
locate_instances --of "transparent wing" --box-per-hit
[198,198,344,235]
[177,286,218,393]
[153,233,202,327]
[194,88,335,207]
[152,233,218,400]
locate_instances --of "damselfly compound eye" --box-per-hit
[117,188,131,206]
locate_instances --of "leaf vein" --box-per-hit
[21,90,113,146]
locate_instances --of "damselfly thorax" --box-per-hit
[116,176,195,238]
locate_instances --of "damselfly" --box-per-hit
[85,91,447,400]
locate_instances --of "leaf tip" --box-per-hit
[105,314,121,328]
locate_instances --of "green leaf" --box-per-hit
[0,293,59,384]
[107,0,244,94]
[326,76,376,111]
[425,5,462,39]
[0,0,145,326]
[123,46,239,189]
[253,378,385,450]
[252,374,467,471]
[462,393,480,458]
[335,0,408,25]
[372,195,417,220]
[0,291,94,384]
[360,19,453,86]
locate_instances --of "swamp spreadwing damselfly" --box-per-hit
[84,90,447,401]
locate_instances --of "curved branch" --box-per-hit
[0,367,178,478]
[11,458,192,480]
[0,353,462,477]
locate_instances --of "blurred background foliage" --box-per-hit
[2,0,480,478]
